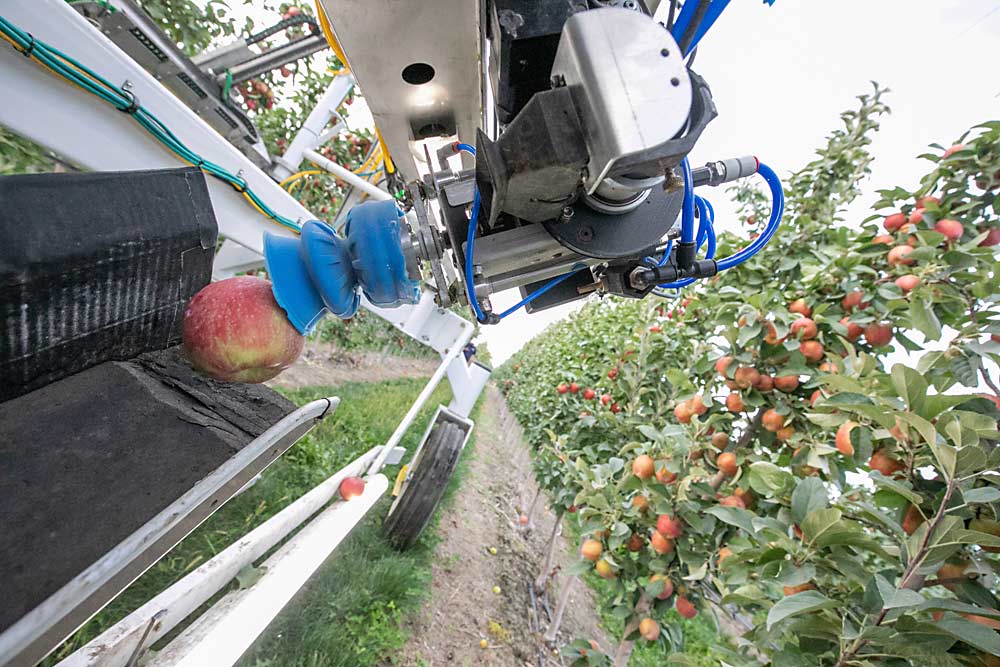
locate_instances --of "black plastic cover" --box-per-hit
[488,0,582,125]
[0,167,217,401]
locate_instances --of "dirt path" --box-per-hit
[268,339,440,390]
[393,388,607,667]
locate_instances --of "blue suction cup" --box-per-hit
[263,232,327,335]
[299,220,360,319]
[344,200,421,308]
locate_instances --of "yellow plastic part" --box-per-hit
[391,464,409,497]
[314,1,349,70]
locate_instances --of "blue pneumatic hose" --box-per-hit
[715,162,783,271]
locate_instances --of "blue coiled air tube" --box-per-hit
[714,162,784,271]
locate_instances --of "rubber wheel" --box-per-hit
[383,421,465,550]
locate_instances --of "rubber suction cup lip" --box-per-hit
[299,221,360,319]
[263,232,327,335]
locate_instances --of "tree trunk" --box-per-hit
[543,573,577,643]
[534,512,563,591]
[612,618,639,667]
[523,487,542,530]
[612,594,651,667]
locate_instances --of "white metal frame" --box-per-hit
[54,445,401,667]
[0,3,491,665]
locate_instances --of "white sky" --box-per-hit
[216,1,1000,365]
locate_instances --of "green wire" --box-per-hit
[222,69,233,100]
[66,0,118,12]
[0,15,301,232]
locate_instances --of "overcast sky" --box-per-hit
[481,0,1000,364]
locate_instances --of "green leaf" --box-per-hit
[721,584,769,607]
[704,505,757,536]
[749,461,794,497]
[791,477,829,525]
[955,529,1000,549]
[236,563,267,589]
[638,425,662,442]
[877,641,969,667]
[870,472,923,505]
[775,561,817,586]
[918,350,945,374]
[766,591,837,631]
[950,352,981,388]
[896,412,954,478]
[910,295,942,341]
[934,614,1000,656]
[891,364,928,415]
[874,574,926,610]
[963,486,1000,504]
[919,600,1000,620]
[921,394,980,421]
[801,508,843,545]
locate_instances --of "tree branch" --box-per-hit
[738,409,764,450]
[979,362,1000,396]
[834,479,957,666]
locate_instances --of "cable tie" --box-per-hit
[118,88,140,115]
[20,33,36,58]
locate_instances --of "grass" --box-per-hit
[45,376,477,667]
[239,384,479,667]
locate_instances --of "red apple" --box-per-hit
[339,475,365,500]
[894,275,921,293]
[182,276,304,383]
[887,245,915,266]
[934,219,964,241]
[980,228,1000,247]
[883,213,907,232]
[865,323,893,347]
[942,143,966,159]
[839,317,863,342]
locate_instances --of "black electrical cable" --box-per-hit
[686,45,698,67]
[666,0,678,31]
[678,0,710,55]
[246,14,320,45]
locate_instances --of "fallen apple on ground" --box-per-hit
[182,276,303,383]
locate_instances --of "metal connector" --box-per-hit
[691,155,758,187]
[629,259,718,290]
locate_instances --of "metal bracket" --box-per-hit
[123,610,167,667]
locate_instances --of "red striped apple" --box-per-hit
[182,276,304,383]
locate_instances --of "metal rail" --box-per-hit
[149,475,390,667]
[55,445,397,667]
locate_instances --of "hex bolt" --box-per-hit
[560,206,575,223]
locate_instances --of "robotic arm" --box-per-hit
[265,0,783,330]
